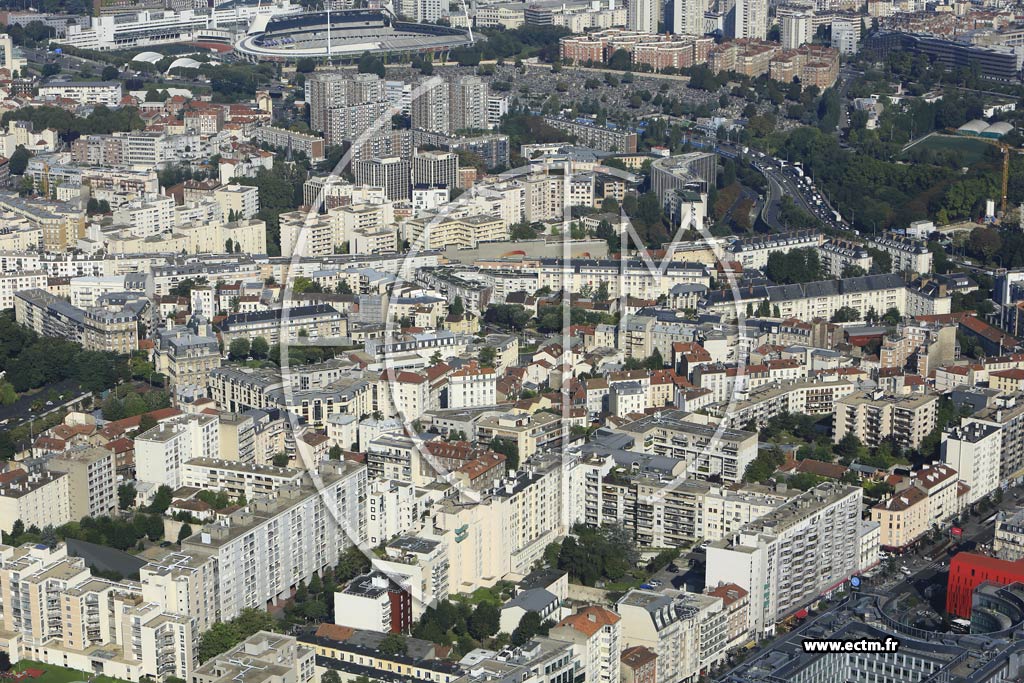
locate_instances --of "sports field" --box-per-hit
[901,133,995,166]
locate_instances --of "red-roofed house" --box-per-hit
[549,606,622,683]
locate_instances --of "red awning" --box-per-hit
[795,609,809,619]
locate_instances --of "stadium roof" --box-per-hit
[167,57,202,71]
[132,51,163,64]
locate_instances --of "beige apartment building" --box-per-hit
[0,469,71,535]
[46,446,117,520]
[871,464,961,551]
[833,390,939,450]
[0,543,195,681]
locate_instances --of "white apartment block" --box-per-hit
[38,80,122,105]
[942,422,1001,506]
[366,478,418,547]
[833,390,939,450]
[0,270,48,310]
[46,446,117,520]
[0,470,71,535]
[706,483,863,635]
[180,460,367,623]
[434,455,565,592]
[726,230,822,270]
[536,258,709,300]
[869,233,933,275]
[135,413,219,490]
[0,544,195,682]
[182,458,304,500]
[448,361,497,408]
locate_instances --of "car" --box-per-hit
[901,566,912,576]
[640,583,654,589]
[649,579,662,587]
[159,541,173,548]
[667,563,679,572]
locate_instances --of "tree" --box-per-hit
[229,337,251,360]
[272,453,289,467]
[321,672,341,683]
[644,348,664,370]
[478,345,497,368]
[329,444,344,460]
[177,524,193,544]
[450,296,465,317]
[607,48,631,70]
[969,227,1002,263]
[468,602,500,640]
[250,336,269,360]
[511,611,543,646]
[0,650,10,673]
[118,483,137,510]
[148,485,173,514]
[489,437,519,471]
[378,633,407,656]
[8,146,29,175]
[831,306,861,323]
[102,65,120,81]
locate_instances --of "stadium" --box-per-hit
[233,9,473,61]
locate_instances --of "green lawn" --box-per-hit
[901,133,995,166]
[13,660,132,683]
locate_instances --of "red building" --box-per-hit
[621,645,657,683]
[946,553,1024,618]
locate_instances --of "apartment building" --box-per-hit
[38,80,122,105]
[994,509,1024,561]
[46,446,117,520]
[180,460,366,623]
[182,458,304,500]
[0,543,195,681]
[377,535,451,618]
[616,590,702,683]
[542,117,638,153]
[353,157,411,201]
[963,395,1024,484]
[817,238,872,277]
[14,288,143,354]
[135,413,219,491]
[0,270,47,310]
[612,411,757,484]
[707,378,856,429]
[448,361,497,408]
[550,606,622,683]
[0,469,71,535]
[534,258,708,300]
[154,322,221,390]
[193,632,315,683]
[333,571,413,634]
[404,214,507,250]
[706,483,864,635]
[434,455,565,592]
[301,622,459,683]
[726,230,823,270]
[869,233,933,275]
[253,125,325,162]
[833,390,939,450]
[218,304,346,346]
[942,422,1001,505]
[871,464,961,551]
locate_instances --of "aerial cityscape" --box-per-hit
[0,0,1023,681]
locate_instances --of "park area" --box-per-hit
[6,661,131,683]
[901,133,995,166]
